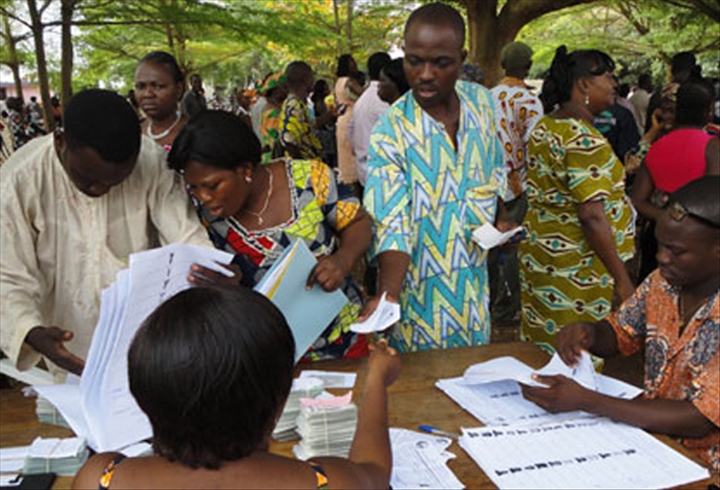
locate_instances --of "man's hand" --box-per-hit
[521,374,594,413]
[357,292,399,323]
[556,323,595,367]
[25,326,85,375]
[188,262,242,287]
[306,254,349,292]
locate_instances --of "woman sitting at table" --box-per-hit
[134,51,189,151]
[167,110,372,361]
[72,286,401,489]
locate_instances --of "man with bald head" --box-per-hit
[522,176,720,472]
[362,3,508,352]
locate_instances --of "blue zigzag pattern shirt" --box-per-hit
[364,80,505,352]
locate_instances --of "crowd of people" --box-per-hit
[0,2,718,487]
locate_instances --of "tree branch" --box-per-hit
[502,0,598,26]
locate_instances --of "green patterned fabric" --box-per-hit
[519,116,635,355]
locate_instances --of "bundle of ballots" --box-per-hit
[272,377,324,441]
[293,392,357,460]
[35,396,70,429]
[23,437,89,477]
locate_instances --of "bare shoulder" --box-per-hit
[72,452,122,489]
[310,456,388,490]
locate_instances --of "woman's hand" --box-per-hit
[306,254,349,292]
[556,323,595,367]
[367,339,401,387]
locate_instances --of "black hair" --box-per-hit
[167,110,261,172]
[63,89,140,164]
[618,83,630,98]
[671,51,696,78]
[139,51,185,85]
[367,52,391,81]
[382,58,411,95]
[311,79,330,103]
[674,82,713,127]
[128,286,295,469]
[404,3,465,48]
[539,45,615,113]
[285,61,313,90]
[667,176,720,230]
[350,70,367,88]
[638,73,652,91]
[189,74,202,82]
[336,54,356,77]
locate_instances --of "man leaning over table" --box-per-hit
[361,3,511,352]
[0,89,238,380]
[522,176,720,473]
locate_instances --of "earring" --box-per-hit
[584,93,590,106]
[245,176,252,184]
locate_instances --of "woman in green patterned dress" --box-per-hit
[519,46,635,355]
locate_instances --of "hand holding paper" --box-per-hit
[349,292,400,334]
[472,223,524,249]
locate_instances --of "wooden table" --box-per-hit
[1,342,714,488]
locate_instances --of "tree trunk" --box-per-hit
[60,0,75,110]
[27,0,55,130]
[346,0,353,53]
[465,0,598,87]
[332,0,341,57]
[1,13,24,100]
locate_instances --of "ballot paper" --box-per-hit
[272,377,325,441]
[298,370,357,389]
[34,244,233,452]
[0,446,27,473]
[349,292,400,334]
[462,351,598,390]
[293,393,358,460]
[254,239,349,363]
[437,353,642,426]
[472,223,524,249]
[459,418,710,489]
[389,428,464,489]
[23,437,89,476]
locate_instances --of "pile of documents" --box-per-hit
[35,396,70,429]
[389,428,464,489]
[272,377,325,441]
[293,392,358,460]
[23,437,89,476]
[437,352,710,489]
[34,244,234,452]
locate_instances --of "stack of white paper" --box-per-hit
[390,428,464,489]
[436,352,643,426]
[272,377,325,441]
[35,396,70,429]
[34,244,234,452]
[293,393,358,460]
[23,437,89,476]
[459,419,710,489]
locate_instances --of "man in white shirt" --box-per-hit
[489,41,543,326]
[350,52,391,188]
[629,74,652,133]
[0,89,232,378]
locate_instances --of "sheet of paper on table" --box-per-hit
[436,353,643,427]
[472,223,524,249]
[33,244,233,453]
[298,370,357,389]
[390,428,464,489]
[459,418,710,489]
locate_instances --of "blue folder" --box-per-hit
[254,240,349,363]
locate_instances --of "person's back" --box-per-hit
[72,287,400,489]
